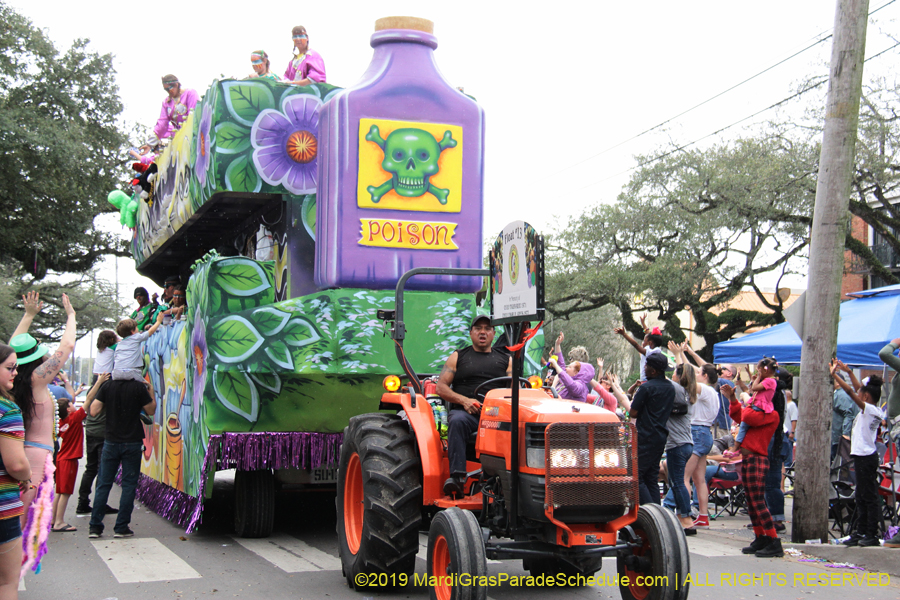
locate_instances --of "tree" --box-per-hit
[0,2,130,279]
[846,77,900,284]
[547,133,818,359]
[0,263,125,343]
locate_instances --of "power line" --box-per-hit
[581,38,900,191]
[543,0,898,187]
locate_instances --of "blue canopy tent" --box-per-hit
[713,284,900,367]
[713,322,802,364]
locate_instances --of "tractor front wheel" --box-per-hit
[336,413,422,590]
[427,507,487,600]
[617,504,685,600]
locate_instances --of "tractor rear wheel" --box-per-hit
[336,413,422,590]
[234,469,275,538]
[427,507,487,600]
[617,504,683,600]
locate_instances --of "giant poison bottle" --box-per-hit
[316,16,485,291]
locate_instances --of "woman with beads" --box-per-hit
[284,25,326,85]
[9,292,77,526]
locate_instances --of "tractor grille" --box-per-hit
[544,422,638,513]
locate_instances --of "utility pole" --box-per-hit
[793,0,869,543]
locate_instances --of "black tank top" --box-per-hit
[451,345,510,403]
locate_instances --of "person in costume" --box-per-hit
[248,50,281,81]
[0,344,32,599]
[284,26,326,85]
[131,287,158,332]
[9,291,77,527]
[151,75,198,145]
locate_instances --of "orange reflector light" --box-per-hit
[527,375,543,389]
[383,375,401,392]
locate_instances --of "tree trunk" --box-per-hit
[793,0,869,543]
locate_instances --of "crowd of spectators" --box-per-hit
[543,318,900,555]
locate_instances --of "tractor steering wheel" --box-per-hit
[473,376,531,401]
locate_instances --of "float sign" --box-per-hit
[489,221,544,325]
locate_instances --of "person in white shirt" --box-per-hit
[781,390,798,493]
[92,331,118,385]
[831,360,885,547]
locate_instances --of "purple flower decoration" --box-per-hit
[251,94,322,194]
[191,310,208,423]
[195,104,212,187]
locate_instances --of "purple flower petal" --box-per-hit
[250,93,323,195]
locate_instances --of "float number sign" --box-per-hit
[489,221,544,325]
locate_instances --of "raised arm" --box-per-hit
[667,341,685,365]
[33,294,76,385]
[11,291,43,341]
[682,342,708,367]
[879,339,900,373]
[85,373,109,417]
[835,360,862,392]
[607,373,631,412]
[830,360,864,410]
[614,326,645,355]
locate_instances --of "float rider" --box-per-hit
[436,315,511,496]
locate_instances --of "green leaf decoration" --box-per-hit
[524,331,545,377]
[212,367,259,422]
[264,340,294,370]
[209,316,264,363]
[283,317,321,348]
[215,121,251,155]
[301,195,316,241]
[250,371,282,393]
[225,155,261,193]
[250,306,291,336]
[222,81,276,127]
[215,258,271,297]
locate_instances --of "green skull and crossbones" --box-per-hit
[365,125,457,204]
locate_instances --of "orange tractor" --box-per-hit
[336,267,689,600]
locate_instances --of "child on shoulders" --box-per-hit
[112,312,163,382]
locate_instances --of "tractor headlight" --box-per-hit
[548,448,590,469]
[593,449,621,469]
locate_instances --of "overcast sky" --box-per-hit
[7,0,898,359]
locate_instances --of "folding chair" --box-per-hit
[829,442,857,538]
[710,461,744,519]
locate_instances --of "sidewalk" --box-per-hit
[696,495,900,578]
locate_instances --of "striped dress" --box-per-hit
[0,398,25,519]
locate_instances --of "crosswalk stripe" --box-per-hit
[232,533,342,572]
[91,538,202,583]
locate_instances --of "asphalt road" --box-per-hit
[19,471,900,600]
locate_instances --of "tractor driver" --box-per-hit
[436,315,512,496]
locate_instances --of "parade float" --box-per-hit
[125,17,543,536]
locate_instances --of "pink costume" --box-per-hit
[153,88,200,142]
[283,49,327,83]
[21,395,55,522]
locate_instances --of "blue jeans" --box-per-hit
[664,463,739,510]
[666,444,693,518]
[89,441,143,533]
